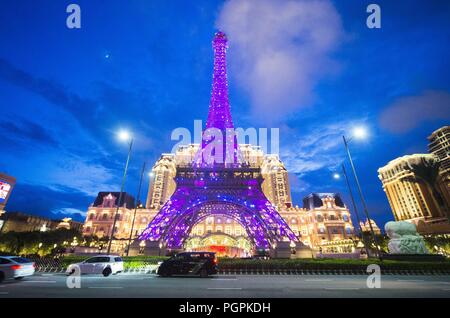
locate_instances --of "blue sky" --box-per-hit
[0,0,449,229]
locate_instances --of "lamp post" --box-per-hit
[338,164,371,258]
[107,130,133,255]
[126,162,146,256]
[342,129,381,260]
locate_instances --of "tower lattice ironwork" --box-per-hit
[139,32,298,250]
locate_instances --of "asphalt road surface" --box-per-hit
[1,272,449,298]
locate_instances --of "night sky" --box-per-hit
[1,0,449,229]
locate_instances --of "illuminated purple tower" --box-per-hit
[198,31,239,166]
[138,32,298,254]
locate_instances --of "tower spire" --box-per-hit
[205,31,234,130]
[198,31,239,166]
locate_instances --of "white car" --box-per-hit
[0,256,35,283]
[67,255,124,277]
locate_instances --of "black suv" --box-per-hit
[157,252,218,277]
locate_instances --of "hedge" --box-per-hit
[30,255,450,272]
[216,257,450,271]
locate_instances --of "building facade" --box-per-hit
[359,219,381,235]
[378,153,450,234]
[0,211,82,233]
[428,126,450,215]
[83,144,356,256]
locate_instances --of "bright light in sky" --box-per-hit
[117,130,131,142]
[352,126,368,139]
[333,173,340,180]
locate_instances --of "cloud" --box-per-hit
[0,58,159,153]
[216,0,344,122]
[288,172,310,194]
[379,90,450,133]
[0,119,58,147]
[280,121,365,174]
[0,58,97,132]
[6,183,92,222]
[51,208,87,219]
[44,155,119,197]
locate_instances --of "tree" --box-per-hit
[409,156,449,220]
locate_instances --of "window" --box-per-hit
[102,214,108,221]
[174,254,189,261]
[85,257,104,263]
[89,214,94,220]
[0,258,12,264]
[346,228,352,234]
[114,257,123,262]
[343,215,349,222]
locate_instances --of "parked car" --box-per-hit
[0,256,35,283]
[157,252,218,277]
[66,255,124,277]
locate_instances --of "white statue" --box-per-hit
[384,221,429,254]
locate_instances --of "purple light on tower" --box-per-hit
[197,31,239,166]
[138,32,300,252]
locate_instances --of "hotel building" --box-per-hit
[428,126,450,214]
[83,144,356,256]
[378,127,450,234]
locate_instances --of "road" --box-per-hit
[1,272,449,298]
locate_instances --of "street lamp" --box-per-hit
[342,127,381,260]
[126,162,146,256]
[352,126,367,140]
[334,165,371,258]
[107,130,133,255]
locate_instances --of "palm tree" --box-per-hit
[409,156,449,220]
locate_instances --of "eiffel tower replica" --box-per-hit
[136,32,302,257]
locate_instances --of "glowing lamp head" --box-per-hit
[118,130,131,142]
[352,126,368,140]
